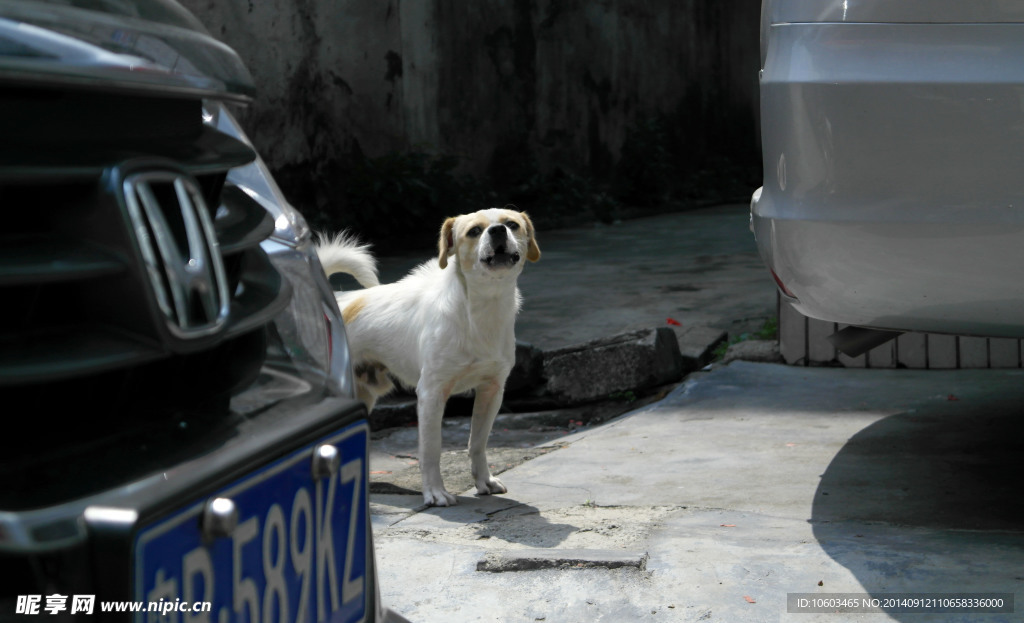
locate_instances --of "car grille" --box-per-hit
[0,87,291,394]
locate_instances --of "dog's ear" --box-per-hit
[521,212,541,262]
[438,217,456,268]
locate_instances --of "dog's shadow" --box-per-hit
[378,492,578,548]
[471,498,578,548]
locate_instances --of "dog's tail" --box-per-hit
[315,232,380,288]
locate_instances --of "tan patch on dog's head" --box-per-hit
[438,217,456,269]
[516,211,541,263]
[342,297,367,324]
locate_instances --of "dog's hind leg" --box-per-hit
[355,384,379,412]
[469,380,508,496]
[353,361,394,412]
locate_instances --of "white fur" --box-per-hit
[316,208,541,507]
[316,232,380,288]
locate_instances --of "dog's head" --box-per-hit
[438,208,541,277]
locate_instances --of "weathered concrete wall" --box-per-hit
[181,0,404,161]
[182,0,760,212]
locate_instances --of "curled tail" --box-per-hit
[315,232,380,288]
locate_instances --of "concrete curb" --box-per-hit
[539,328,684,404]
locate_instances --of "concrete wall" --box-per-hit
[182,0,760,212]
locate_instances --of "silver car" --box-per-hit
[752,0,1024,352]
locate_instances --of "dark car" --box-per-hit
[0,0,407,620]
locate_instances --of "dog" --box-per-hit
[316,208,541,506]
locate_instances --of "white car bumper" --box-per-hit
[754,12,1024,337]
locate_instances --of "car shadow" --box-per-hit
[811,398,1024,620]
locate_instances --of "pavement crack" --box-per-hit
[485,501,532,517]
[518,480,595,500]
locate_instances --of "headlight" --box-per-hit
[204,101,312,246]
[203,101,355,398]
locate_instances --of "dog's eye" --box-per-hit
[467,226,483,238]
[505,221,520,231]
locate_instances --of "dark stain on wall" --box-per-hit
[384,50,403,82]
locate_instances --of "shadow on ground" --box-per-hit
[813,393,1024,620]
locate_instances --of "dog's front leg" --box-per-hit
[469,380,508,496]
[416,385,457,507]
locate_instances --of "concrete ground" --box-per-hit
[366,205,1024,622]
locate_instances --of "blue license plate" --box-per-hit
[134,421,369,623]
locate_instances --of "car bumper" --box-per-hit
[754,19,1024,337]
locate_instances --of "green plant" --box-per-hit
[754,317,779,341]
[607,390,637,403]
[713,317,779,360]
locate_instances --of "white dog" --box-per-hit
[316,208,541,506]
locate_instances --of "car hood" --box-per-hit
[0,0,254,101]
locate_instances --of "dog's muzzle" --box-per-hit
[482,225,521,268]
[483,251,521,267]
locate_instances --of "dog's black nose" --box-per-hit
[487,224,508,242]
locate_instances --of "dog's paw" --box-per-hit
[423,486,458,507]
[475,476,507,496]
